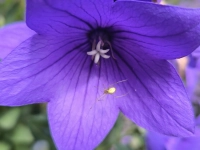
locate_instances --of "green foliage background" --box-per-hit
[0,0,199,150]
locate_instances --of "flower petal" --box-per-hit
[186,55,198,100]
[108,49,194,136]
[0,22,35,59]
[26,0,112,35]
[0,35,88,106]
[46,0,113,28]
[192,45,200,57]
[195,115,200,126]
[111,1,200,59]
[185,65,198,100]
[47,57,119,150]
[145,131,167,150]
[26,0,92,35]
[46,0,113,7]
[169,137,200,150]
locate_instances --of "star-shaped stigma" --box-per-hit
[87,41,110,64]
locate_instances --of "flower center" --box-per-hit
[87,28,115,64]
[87,40,110,64]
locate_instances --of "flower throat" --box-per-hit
[87,28,115,64]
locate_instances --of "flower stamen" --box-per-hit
[87,40,110,64]
[103,40,117,60]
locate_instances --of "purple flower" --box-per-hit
[167,116,200,150]
[0,22,35,59]
[186,55,199,100]
[146,116,200,150]
[185,45,200,102]
[146,129,200,150]
[145,131,168,150]
[169,137,200,150]
[1,0,200,149]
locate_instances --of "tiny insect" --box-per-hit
[95,79,127,102]
[89,80,128,109]
[97,80,127,101]
[95,87,115,102]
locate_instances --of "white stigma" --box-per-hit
[87,41,110,64]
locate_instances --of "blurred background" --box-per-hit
[0,0,200,150]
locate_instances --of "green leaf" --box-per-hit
[0,108,20,130]
[0,141,11,150]
[10,124,34,144]
[15,145,31,150]
[0,15,5,27]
